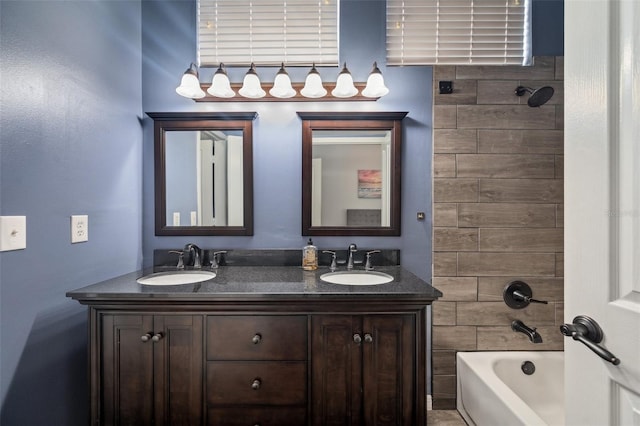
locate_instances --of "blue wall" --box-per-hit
[0,1,143,424]
[0,0,563,423]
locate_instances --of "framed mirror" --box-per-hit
[299,112,407,236]
[147,112,256,236]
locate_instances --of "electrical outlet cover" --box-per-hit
[71,215,89,243]
[0,216,27,251]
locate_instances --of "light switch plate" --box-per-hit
[71,215,89,243]
[0,216,27,251]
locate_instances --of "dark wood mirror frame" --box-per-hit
[147,112,257,236]
[298,111,407,236]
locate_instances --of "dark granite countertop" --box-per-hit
[66,265,442,304]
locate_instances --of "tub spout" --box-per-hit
[511,320,543,343]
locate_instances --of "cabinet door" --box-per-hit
[153,315,203,426]
[362,315,415,426]
[311,315,362,426]
[101,314,154,426]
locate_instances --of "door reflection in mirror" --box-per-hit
[165,130,243,227]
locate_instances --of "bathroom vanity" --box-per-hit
[67,264,441,426]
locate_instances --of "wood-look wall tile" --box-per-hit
[555,303,565,326]
[433,302,457,325]
[432,398,457,411]
[432,277,478,301]
[477,326,564,350]
[458,252,556,276]
[434,178,478,202]
[432,375,457,398]
[456,302,556,326]
[556,204,564,228]
[457,154,555,178]
[555,155,564,178]
[457,105,556,129]
[434,80,477,105]
[556,105,564,129]
[434,129,477,153]
[433,252,458,276]
[432,350,457,375]
[434,105,457,129]
[434,66,456,81]
[520,80,564,105]
[556,253,564,277]
[477,80,521,105]
[434,204,458,227]
[479,228,564,252]
[458,203,556,228]
[479,179,564,203]
[555,56,564,80]
[478,277,564,302]
[478,129,563,154]
[455,56,555,80]
[434,154,457,178]
[434,228,478,251]
[433,326,477,350]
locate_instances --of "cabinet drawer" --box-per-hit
[207,361,306,405]
[207,407,306,426]
[207,315,307,360]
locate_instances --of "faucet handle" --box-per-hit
[322,250,337,271]
[209,250,227,269]
[365,250,381,271]
[168,250,185,269]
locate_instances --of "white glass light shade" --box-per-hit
[362,62,389,98]
[175,63,205,99]
[207,64,235,98]
[269,63,296,98]
[238,63,266,99]
[331,63,358,98]
[300,64,327,98]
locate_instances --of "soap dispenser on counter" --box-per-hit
[302,238,318,271]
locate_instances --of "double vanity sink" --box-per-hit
[66,249,441,426]
[136,269,394,286]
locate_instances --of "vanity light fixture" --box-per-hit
[175,63,206,99]
[207,63,235,98]
[239,63,266,99]
[300,63,327,98]
[269,63,296,98]
[362,62,389,98]
[331,63,359,98]
[176,61,389,102]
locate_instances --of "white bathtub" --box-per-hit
[457,351,564,426]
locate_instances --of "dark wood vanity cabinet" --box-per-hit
[99,314,203,426]
[311,315,416,426]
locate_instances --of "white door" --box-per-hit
[565,1,640,425]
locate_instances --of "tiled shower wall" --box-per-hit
[431,56,565,410]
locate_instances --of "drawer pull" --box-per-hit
[251,379,261,390]
[252,333,262,344]
[353,333,362,344]
[364,333,373,343]
[140,333,152,342]
[151,332,164,342]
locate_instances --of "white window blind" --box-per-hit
[198,0,339,67]
[386,0,532,66]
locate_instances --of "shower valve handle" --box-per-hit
[560,315,620,366]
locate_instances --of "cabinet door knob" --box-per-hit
[353,333,362,344]
[252,333,262,344]
[151,332,164,342]
[141,333,152,342]
[364,333,373,343]
[251,379,261,390]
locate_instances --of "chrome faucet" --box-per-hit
[184,243,202,268]
[365,250,381,271]
[347,243,358,270]
[511,320,543,343]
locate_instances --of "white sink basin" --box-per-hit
[137,270,216,286]
[320,271,394,286]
